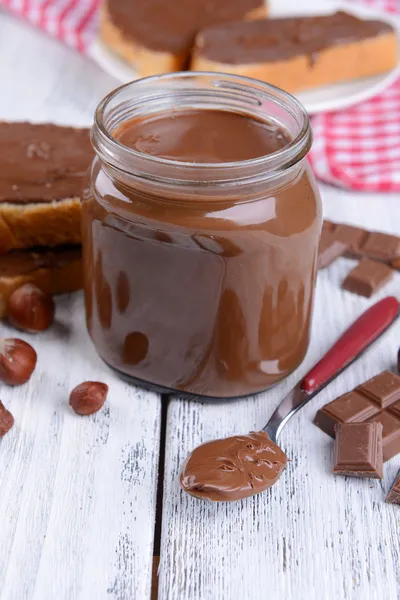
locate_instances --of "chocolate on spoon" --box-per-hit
[180,297,399,501]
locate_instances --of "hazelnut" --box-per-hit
[7,284,55,333]
[69,381,108,415]
[0,338,37,385]
[0,401,14,437]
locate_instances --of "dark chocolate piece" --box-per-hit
[386,469,400,504]
[342,258,394,297]
[333,422,383,478]
[361,232,400,262]
[318,231,348,269]
[314,390,379,437]
[369,411,400,462]
[315,370,400,461]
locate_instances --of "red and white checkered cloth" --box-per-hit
[1,0,400,192]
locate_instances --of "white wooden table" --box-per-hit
[0,11,399,600]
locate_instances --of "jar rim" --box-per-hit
[93,71,312,186]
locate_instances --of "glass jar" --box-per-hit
[82,72,322,399]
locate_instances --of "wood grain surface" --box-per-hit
[158,191,400,600]
[0,14,161,600]
[0,8,400,600]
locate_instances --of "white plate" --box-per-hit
[89,0,400,114]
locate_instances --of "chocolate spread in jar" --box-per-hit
[180,431,288,501]
[116,109,291,162]
[83,107,321,398]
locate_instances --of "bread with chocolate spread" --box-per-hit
[191,11,398,93]
[100,0,268,77]
[0,122,93,253]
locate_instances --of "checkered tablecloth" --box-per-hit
[1,0,399,192]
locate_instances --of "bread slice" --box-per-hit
[100,0,268,77]
[0,123,93,253]
[191,11,398,93]
[0,247,82,318]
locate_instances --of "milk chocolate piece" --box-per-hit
[333,422,383,478]
[315,370,400,461]
[361,232,400,262]
[322,220,335,234]
[323,219,400,265]
[386,469,400,504]
[333,223,368,254]
[342,258,394,297]
[180,431,288,501]
[391,257,400,271]
[318,231,348,269]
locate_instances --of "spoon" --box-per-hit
[180,296,400,501]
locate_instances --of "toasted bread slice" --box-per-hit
[0,123,93,253]
[0,247,82,318]
[191,11,398,93]
[100,0,268,77]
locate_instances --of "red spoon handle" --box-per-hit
[302,296,399,394]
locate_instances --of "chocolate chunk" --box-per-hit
[314,390,379,437]
[361,232,400,262]
[392,257,400,271]
[333,422,383,478]
[323,219,400,266]
[318,231,348,269]
[322,220,336,234]
[342,258,394,297]
[386,469,400,504]
[332,224,368,254]
[369,411,400,462]
[389,400,400,419]
[357,370,400,408]
[315,370,400,462]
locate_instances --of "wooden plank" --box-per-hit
[0,294,161,600]
[159,189,400,600]
[0,15,160,599]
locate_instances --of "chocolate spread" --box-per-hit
[83,107,321,398]
[106,0,264,54]
[116,109,292,162]
[0,123,93,204]
[195,11,393,65]
[180,431,288,501]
